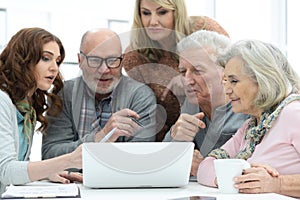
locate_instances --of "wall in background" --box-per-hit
[1,0,299,74]
[0,0,134,62]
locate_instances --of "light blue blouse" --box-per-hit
[16,110,28,161]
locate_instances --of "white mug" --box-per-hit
[214,159,250,194]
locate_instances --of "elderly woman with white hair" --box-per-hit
[197,39,300,198]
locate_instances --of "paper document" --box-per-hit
[1,183,80,199]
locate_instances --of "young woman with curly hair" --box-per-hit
[0,27,82,195]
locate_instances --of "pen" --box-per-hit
[129,116,144,127]
[100,127,117,143]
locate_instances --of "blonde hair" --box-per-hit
[130,0,191,62]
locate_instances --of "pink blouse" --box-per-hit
[197,101,300,187]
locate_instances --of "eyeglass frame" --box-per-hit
[79,51,123,69]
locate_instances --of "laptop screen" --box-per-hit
[82,142,194,188]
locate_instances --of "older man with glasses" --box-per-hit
[42,29,157,170]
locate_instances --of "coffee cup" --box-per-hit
[214,159,250,194]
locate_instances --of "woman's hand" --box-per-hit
[48,171,83,184]
[68,145,82,169]
[234,164,280,194]
[251,163,279,177]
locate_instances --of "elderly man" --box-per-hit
[42,28,156,161]
[163,30,249,176]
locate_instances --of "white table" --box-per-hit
[77,182,297,200]
[5,181,296,200]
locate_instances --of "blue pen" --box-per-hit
[100,127,117,142]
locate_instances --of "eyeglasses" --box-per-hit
[80,51,122,69]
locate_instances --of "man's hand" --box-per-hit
[190,149,204,176]
[94,108,142,142]
[171,112,206,141]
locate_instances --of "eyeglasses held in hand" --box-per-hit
[80,51,122,69]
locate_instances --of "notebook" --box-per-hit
[82,142,194,188]
[1,182,80,199]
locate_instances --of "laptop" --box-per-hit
[82,142,194,188]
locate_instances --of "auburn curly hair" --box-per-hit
[0,27,64,133]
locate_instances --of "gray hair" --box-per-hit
[218,39,300,111]
[177,30,231,62]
